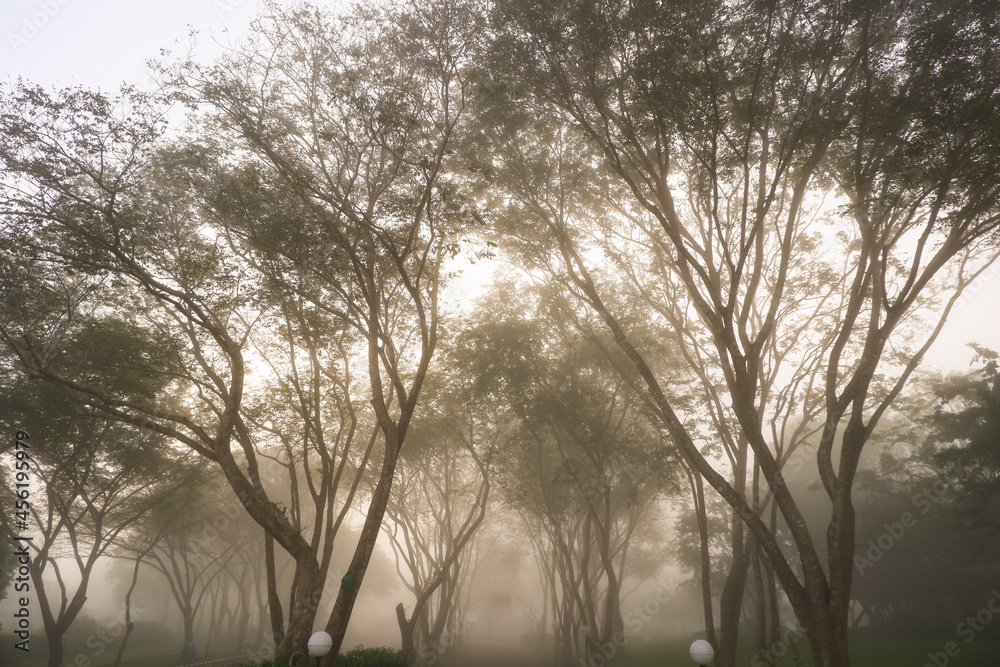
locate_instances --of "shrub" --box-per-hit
[234,644,406,667]
[338,645,409,667]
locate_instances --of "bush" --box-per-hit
[63,614,100,652]
[338,645,409,667]
[233,644,406,667]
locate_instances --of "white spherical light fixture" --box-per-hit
[690,639,715,666]
[308,631,333,660]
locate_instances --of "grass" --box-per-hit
[0,642,246,667]
[426,632,1000,667]
[611,634,1000,667]
[5,634,998,666]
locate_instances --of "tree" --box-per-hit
[0,379,187,667]
[480,1,1000,665]
[925,345,1000,514]
[0,1,483,662]
[121,473,248,660]
[241,286,378,653]
[0,239,193,667]
[384,388,491,664]
[157,1,484,660]
[850,350,1000,633]
[0,78,331,662]
[462,282,674,664]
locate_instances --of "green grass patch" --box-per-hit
[0,642,183,667]
[613,634,1000,667]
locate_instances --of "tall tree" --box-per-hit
[0,78,330,662]
[120,474,248,659]
[463,283,675,663]
[241,288,378,652]
[0,378,187,667]
[160,1,484,660]
[0,1,484,663]
[480,1,1000,665]
[384,395,492,664]
[0,242,192,666]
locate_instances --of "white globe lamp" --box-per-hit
[690,639,715,666]
[308,631,333,667]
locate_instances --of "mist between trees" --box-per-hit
[1,1,999,667]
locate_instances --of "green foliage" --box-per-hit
[233,647,408,667]
[924,346,1000,542]
[337,645,409,667]
[852,349,1000,633]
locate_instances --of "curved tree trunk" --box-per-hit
[264,534,285,648]
[691,470,719,650]
[113,553,144,667]
[323,430,402,665]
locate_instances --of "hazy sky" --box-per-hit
[2,0,997,373]
[1,0,273,90]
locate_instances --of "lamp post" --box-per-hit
[308,631,333,667]
[690,639,715,667]
[581,625,591,666]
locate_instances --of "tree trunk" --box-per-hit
[752,548,767,659]
[428,576,453,655]
[800,437,858,667]
[264,534,285,649]
[323,432,401,664]
[46,636,63,667]
[112,553,144,667]
[34,562,87,667]
[765,501,781,645]
[717,542,751,667]
[278,557,324,665]
[691,471,719,650]
[182,605,195,644]
[235,595,251,655]
[597,551,625,658]
[396,603,417,664]
[203,585,220,659]
[556,581,574,665]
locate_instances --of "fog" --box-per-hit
[4,416,997,666]
[3,1,1000,667]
